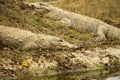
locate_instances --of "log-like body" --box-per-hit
[0,25,77,50]
[27,2,120,41]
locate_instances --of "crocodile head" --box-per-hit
[26,2,64,20]
[37,34,78,50]
[26,2,55,11]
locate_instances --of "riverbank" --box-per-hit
[0,0,120,79]
[0,47,120,79]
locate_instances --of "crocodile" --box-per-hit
[0,25,77,51]
[27,2,120,41]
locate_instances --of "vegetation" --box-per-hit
[53,0,120,23]
[0,0,120,78]
[0,0,120,53]
[0,0,120,58]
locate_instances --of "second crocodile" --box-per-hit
[27,2,120,41]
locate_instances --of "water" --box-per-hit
[12,67,120,80]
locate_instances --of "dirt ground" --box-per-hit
[0,0,120,78]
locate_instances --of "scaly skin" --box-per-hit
[27,2,120,41]
[0,25,77,50]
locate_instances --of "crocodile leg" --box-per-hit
[94,25,107,42]
[22,42,38,51]
[56,18,72,27]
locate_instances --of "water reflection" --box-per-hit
[106,76,120,80]
[18,67,120,80]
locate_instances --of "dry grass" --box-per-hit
[53,0,120,23]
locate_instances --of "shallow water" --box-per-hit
[11,67,120,80]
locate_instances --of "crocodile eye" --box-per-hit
[54,37,63,42]
[39,2,46,6]
[31,5,35,7]
[39,3,44,5]
[59,39,63,42]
